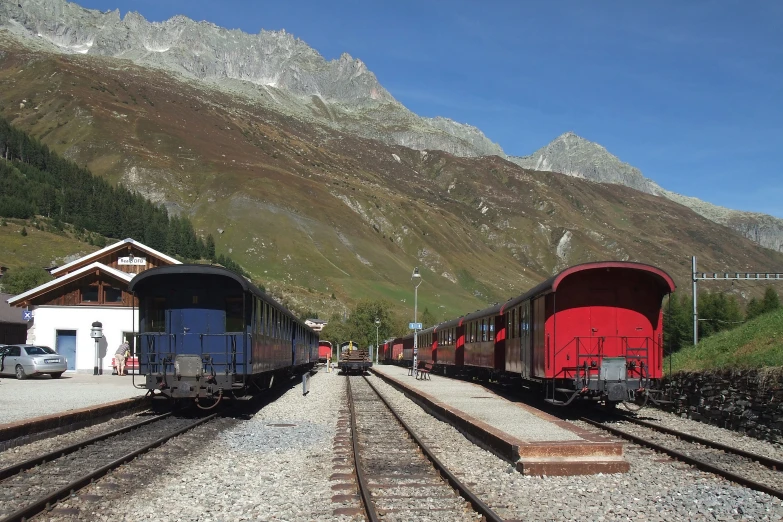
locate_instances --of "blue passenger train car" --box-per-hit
[129,265,317,407]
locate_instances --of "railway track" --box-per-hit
[582,414,783,500]
[347,375,503,522]
[0,411,217,522]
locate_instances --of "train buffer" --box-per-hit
[416,362,433,380]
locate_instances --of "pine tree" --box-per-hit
[20,226,27,236]
[761,287,781,315]
[206,234,216,261]
[746,297,763,321]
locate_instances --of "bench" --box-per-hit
[416,362,433,380]
[407,362,415,376]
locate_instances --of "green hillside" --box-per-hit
[0,218,97,270]
[668,308,783,373]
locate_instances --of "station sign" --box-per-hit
[118,256,146,266]
[409,322,422,330]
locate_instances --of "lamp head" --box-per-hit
[375,318,380,326]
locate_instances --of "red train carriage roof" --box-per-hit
[500,261,675,314]
[434,316,464,331]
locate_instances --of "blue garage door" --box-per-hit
[56,330,77,371]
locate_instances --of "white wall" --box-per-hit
[27,305,136,372]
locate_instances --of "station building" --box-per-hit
[6,239,180,372]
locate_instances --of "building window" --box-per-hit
[104,286,123,303]
[81,285,99,303]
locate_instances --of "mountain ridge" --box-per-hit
[0,0,781,254]
[511,131,783,252]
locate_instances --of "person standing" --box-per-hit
[115,340,130,376]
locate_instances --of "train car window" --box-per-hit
[489,322,495,341]
[225,297,244,332]
[147,297,166,332]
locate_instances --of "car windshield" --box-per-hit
[25,346,56,355]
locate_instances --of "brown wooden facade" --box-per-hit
[55,244,173,277]
[25,271,137,307]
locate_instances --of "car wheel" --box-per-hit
[15,365,27,380]
[50,372,63,379]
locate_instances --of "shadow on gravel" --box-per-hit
[153,369,319,421]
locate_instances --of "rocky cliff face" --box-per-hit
[0,0,504,157]
[510,132,664,195]
[511,132,783,253]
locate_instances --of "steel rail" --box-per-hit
[613,413,783,471]
[361,375,505,522]
[0,413,218,522]
[0,412,171,481]
[346,377,380,522]
[581,417,783,501]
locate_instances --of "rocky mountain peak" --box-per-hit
[509,132,663,195]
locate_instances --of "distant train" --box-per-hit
[318,341,333,363]
[382,261,675,407]
[129,265,318,408]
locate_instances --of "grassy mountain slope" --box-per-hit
[669,309,783,372]
[0,219,97,269]
[1,32,783,321]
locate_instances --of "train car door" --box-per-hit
[590,289,618,357]
[291,319,297,366]
[493,315,505,370]
[520,302,532,378]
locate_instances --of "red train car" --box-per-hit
[318,341,333,363]
[499,261,674,405]
[388,261,675,407]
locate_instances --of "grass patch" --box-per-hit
[667,308,783,373]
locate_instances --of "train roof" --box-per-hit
[434,316,463,331]
[129,264,313,330]
[500,261,676,314]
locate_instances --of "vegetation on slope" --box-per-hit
[667,308,783,373]
[0,116,244,276]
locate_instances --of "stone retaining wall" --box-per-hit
[661,367,783,443]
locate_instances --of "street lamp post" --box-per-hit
[374,318,381,364]
[412,267,422,375]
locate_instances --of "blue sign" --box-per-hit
[22,310,32,321]
[409,322,422,330]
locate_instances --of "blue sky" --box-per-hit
[77,1,783,217]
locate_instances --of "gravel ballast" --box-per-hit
[366,373,783,521]
[40,369,358,522]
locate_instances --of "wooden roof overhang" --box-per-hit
[50,238,180,277]
[7,262,133,307]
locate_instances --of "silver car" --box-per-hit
[0,344,67,379]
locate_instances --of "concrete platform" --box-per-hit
[0,372,148,446]
[372,365,629,476]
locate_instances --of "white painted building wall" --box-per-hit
[26,305,136,372]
